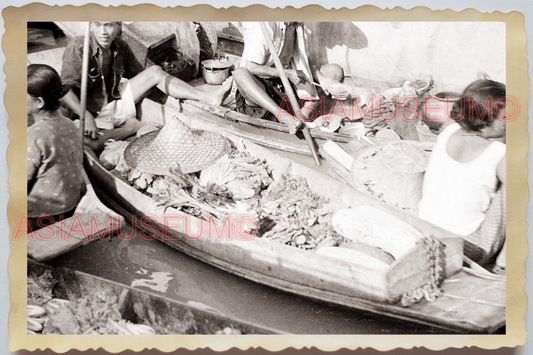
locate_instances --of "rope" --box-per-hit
[400,236,443,307]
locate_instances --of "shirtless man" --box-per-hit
[61,22,233,152]
[232,22,320,134]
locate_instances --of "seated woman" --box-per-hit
[27,64,85,232]
[418,79,506,267]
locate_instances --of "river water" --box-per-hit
[48,223,453,334]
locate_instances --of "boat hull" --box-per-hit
[83,139,505,334]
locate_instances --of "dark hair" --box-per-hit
[27,64,66,112]
[450,79,506,132]
[91,21,123,36]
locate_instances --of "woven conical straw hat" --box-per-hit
[124,116,228,175]
[351,141,430,212]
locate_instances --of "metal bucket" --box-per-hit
[201,59,231,85]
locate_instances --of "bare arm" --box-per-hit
[244,61,309,86]
[61,89,98,139]
[244,60,281,79]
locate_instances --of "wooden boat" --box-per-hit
[28,258,282,334]
[83,97,506,334]
[27,170,125,262]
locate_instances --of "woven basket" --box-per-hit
[194,22,218,61]
[124,117,228,175]
[351,141,430,212]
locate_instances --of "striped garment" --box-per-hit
[464,184,506,265]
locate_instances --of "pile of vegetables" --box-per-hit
[255,174,347,250]
[32,296,156,335]
[153,165,237,221]
[108,148,272,222]
[27,270,251,334]
[27,272,156,335]
[102,144,344,250]
[199,150,273,200]
[28,269,56,307]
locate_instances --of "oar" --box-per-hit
[258,22,321,166]
[79,22,91,141]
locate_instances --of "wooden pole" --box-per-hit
[79,22,91,140]
[258,22,321,166]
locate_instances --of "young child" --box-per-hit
[27,64,84,232]
[418,79,506,266]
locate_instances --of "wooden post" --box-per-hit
[258,22,321,166]
[79,22,91,140]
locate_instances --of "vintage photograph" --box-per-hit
[6,2,528,351]
[24,19,508,337]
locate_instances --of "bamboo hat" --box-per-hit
[351,141,430,212]
[124,116,228,175]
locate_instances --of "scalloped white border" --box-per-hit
[3,2,532,354]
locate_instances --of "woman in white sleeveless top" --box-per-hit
[418,80,506,266]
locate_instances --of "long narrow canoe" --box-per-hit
[141,93,416,160]
[84,98,505,334]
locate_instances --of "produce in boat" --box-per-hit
[27,261,268,335]
[27,270,157,335]
[105,143,273,221]
[102,134,435,275]
[105,140,351,253]
[257,174,347,250]
[199,150,273,200]
[28,269,56,306]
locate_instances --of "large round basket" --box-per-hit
[351,141,430,213]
